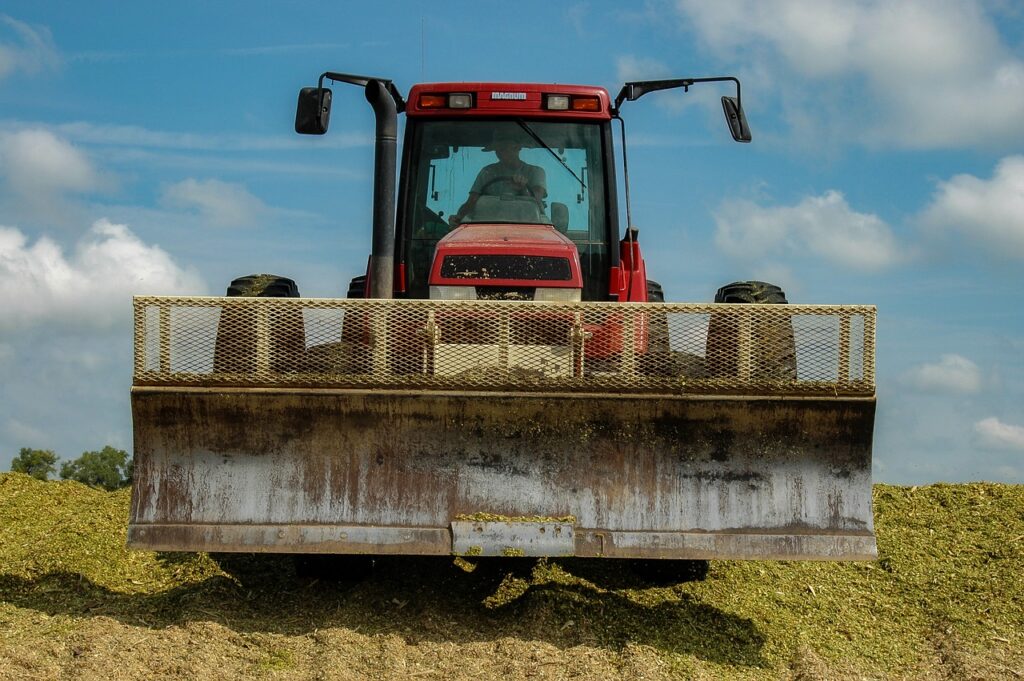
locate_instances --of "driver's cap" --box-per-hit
[482,128,528,151]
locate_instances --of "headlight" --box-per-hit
[448,93,473,108]
[533,287,581,302]
[545,94,570,110]
[430,285,477,300]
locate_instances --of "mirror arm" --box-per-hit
[318,71,406,112]
[612,76,741,114]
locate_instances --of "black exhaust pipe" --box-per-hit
[365,80,397,299]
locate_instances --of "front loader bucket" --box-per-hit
[129,296,877,560]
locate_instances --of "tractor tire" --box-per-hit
[640,280,708,378]
[639,280,671,376]
[706,280,797,381]
[214,273,304,374]
[325,274,370,374]
[347,275,367,299]
[226,274,300,298]
[646,279,665,304]
[714,280,787,306]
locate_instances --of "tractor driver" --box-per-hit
[448,129,547,227]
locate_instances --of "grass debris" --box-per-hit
[1,473,1022,680]
[455,513,576,524]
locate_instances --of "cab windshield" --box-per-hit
[404,119,609,299]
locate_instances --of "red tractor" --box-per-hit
[127,72,875,567]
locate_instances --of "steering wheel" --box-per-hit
[479,176,539,200]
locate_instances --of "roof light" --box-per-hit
[419,94,446,109]
[545,94,570,110]
[571,96,601,111]
[448,93,473,108]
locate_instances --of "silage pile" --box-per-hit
[1,473,1022,680]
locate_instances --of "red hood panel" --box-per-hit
[439,223,576,253]
[430,224,582,288]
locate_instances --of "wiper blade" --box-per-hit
[515,120,586,192]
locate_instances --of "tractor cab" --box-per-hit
[395,86,619,302]
[294,75,748,303]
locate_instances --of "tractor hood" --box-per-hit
[429,223,583,289]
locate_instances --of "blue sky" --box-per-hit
[1,1,1022,483]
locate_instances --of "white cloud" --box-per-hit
[616,55,672,82]
[713,190,900,270]
[0,128,102,196]
[3,418,51,448]
[220,42,350,56]
[566,4,589,36]
[44,121,371,152]
[0,121,370,185]
[0,219,205,332]
[161,178,268,228]
[676,1,1024,149]
[920,156,1024,260]
[994,465,1021,480]
[0,129,109,223]
[1,332,135,464]
[0,15,59,80]
[902,354,982,394]
[974,417,1024,451]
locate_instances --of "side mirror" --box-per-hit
[295,87,332,135]
[721,96,751,143]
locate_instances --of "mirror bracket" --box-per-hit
[318,71,406,112]
[612,76,751,142]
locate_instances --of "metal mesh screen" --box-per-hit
[133,296,875,396]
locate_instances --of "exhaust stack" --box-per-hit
[364,80,397,299]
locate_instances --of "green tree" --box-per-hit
[59,446,133,491]
[10,448,59,481]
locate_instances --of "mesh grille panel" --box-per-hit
[133,296,875,396]
[441,254,572,281]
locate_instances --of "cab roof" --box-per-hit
[406,82,612,120]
